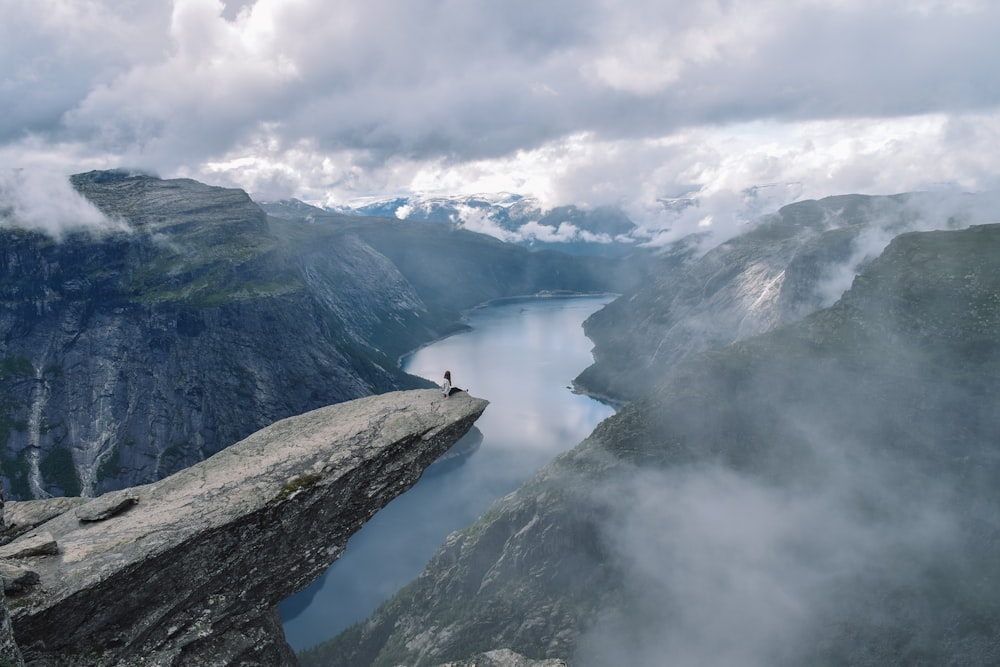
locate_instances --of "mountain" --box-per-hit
[0,170,633,500]
[575,191,1000,404]
[261,199,641,317]
[302,194,640,257]
[309,221,1000,666]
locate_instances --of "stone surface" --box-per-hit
[72,493,139,522]
[0,590,23,667]
[4,389,487,666]
[0,534,57,560]
[434,649,568,667]
[0,563,38,596]
[2,499,88,545]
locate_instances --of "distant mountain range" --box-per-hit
[272,181,851,259]
[277,193,639,257]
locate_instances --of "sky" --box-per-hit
[3,0,1000,241]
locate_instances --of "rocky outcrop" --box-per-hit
[0,486,21,667]
[434,649,568,667]
[315,224,1000,666]
[1,389,487,666]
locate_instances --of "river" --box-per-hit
[280,295,616,651]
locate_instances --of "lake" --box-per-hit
[280,295,616,651]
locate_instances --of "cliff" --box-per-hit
[575,192,998,403]
[0,389,488,666]
[0,170,626,500]
[313,224,1000,666]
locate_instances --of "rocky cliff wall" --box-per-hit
[0,170,623,500]
[0,389,487,666]
[575,192,997,403]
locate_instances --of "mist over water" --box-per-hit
[281,295,615,651]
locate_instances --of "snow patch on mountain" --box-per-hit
[333,182,817,254]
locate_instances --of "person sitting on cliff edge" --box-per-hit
[441,370,465,398]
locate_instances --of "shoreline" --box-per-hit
[569,379,628,410]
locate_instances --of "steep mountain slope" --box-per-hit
[262,199,643,309]
[311,223,1000,666]
[0,171,628,500]
[576,191,999,403]
[342,218,637,314]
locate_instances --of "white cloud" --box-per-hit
[0,169,127,237]
[576,456,959,667]
[451,204,518,242]
[2,0,1000,235]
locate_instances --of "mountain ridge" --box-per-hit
[267,194,639,257]
[575,190,1000,404]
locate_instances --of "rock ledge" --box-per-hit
[3,389,487,666]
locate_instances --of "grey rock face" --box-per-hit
[0,592,23,667]
[0,533,57,560]
[576,192,997,403]
[72,493,138,522]
[0,562,38,596]
[3,389,487,666]
[0,172,438,499]
[1,498,88,544]
[434,649,568,667]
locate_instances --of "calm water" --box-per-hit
[280,295,616,651]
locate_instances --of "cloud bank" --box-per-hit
[577,455,961,667]
[0,169,126,237]
[4,1,1000,242]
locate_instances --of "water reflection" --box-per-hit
[280,296,615,651]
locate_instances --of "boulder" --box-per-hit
[73,493,139,523]
[0,534,57,560]
[2,499,88,545]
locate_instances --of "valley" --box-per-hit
[1,172,998,666]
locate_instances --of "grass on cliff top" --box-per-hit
[127,228,303,305]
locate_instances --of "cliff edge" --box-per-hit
[0,389,488,666]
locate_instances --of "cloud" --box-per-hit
[804,190,1000,307]
[576,440,963,666]
[0,1,171,142]
[451,203,519,242]
[3,0,1000,234]
[0,168,127,237]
